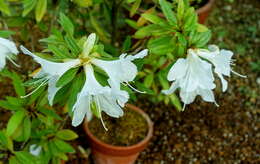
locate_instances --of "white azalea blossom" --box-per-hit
[163,45,245,110]
[20,46,81,105]
[29,144,42,156]
[72,65,129,128]
[20,33,147,127]
[0,37,19,70]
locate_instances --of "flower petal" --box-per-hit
[72,95,91,127]
[167,58,187,81]
[82,33,96,57]
[20,46,80,76]
[0,37,18,55]
[162,82,179,95]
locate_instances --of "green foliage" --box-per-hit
[0,71,77,163]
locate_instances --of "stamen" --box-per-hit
[182,104,186,111]
[6,56,20,68]
[21,79,48,98]
[95,96,108,131]
[231,70,247,78]
[124,82,146,94]
[214,101,220,107]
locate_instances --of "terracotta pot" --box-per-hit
[197,0,215,24]
[83,104,153,164]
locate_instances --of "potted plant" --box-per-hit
[0,0,245,163]
[83,104,153,164]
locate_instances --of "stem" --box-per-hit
[111,0,117,45]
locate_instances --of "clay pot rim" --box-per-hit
[196,0,215,14]
[83,104,153,151]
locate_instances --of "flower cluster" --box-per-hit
[163,45,246,110]
[20,33,148,128]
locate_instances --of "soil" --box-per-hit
[88,108,148,146]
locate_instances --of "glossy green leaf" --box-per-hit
[22,0,37,17]
[0,0,10,15]
[59,13,74,36]
[56,67,79,88]
[56,129,78,141]
[35,0,47,22]
[54,139,75,153]
[6,111,26,136]
[159,0,177,26]
[130,0,141,17]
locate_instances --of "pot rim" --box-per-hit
[197,0,215,14]
[83,104,153,151]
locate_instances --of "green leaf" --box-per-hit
[0,131,13,151]
[130,0,141,17]
[0,30,15,38]
[169,94,182,111]
[39,107,62,120]
[22,0,37,17]
[9,156,20,164]
[125,19,139,29]
[56,67,79,88]
[35,0,47,22]
[14,151,36,164]
[159,0,177,26]
[177,0,185,21]
[73,0,92,7]
[6,111,26,136]
[122,36,131,52]
[22,117,31,141]
[67,72,85,113]
[56,129,78,141]
[144,73,154,88]
[183,7,197,31]
[0,0,10,15]
[64,35,81,57]
[135,24,171,39]
[9,71,26,97]
[54,139,75,153]
[59,13,74,36]
[141,13,169,27]
[0,100,24,111]
[148,36,174,55]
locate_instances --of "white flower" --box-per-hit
[72,65,128,128]
[0,37,19,70]
[29,144,42,156]
[20,46,81,105]
[162,49,217,110]
[163,45,246,109]
[92,49,148,89]
[197,45,246,91]
[20,33,147,127]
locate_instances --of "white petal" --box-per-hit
[47,76,60,106]
[20,46,80,76]
[92,58,137,83]
[124,49,148,60]
[82,33,96,57]
[197,88,216,102]
[167,58,187,81]
[108,79,129,107]
[72,95,91,127]
[216,72,228,92]
[98,94,124,118]
[29,144,42,156]
[0,54,6,70]
[180,89,197,105]
[0,37,19,55]
[162,82,179,95]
